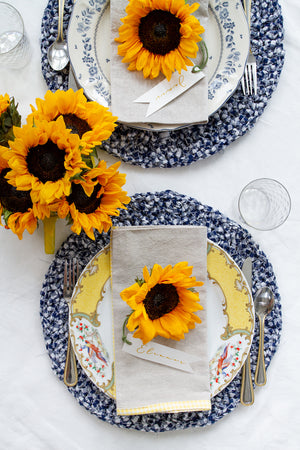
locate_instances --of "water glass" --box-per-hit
[0,2,31,69]
[238,178,291,230]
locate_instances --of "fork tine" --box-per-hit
[249,66,253,95]
[252,65,257,95]
[68,259,72,291]
[245,67,250,95]
[70,258,79,291]
[63,260,68,296]
[241,76,246,95]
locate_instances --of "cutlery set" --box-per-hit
[240,257,274,405]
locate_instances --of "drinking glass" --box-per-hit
[238,178,291,230]
[0,2,31,69]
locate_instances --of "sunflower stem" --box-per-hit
[122,312,134,345]
[192,40,208,73]
[43,215,57,254]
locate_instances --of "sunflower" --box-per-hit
[0,146,54,238]
[28,89,118,154]
[121,261,203,344]
[0,94,21,147]
[115,0,205,81]
[56,160,130,240]
[4,116,86,205]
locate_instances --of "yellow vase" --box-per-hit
[43,215,57,254]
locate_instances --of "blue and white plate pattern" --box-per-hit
[40,190,282,432]
[41,0,285,167]
[67,0,250,131]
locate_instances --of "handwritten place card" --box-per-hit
[134,70,205,117]
[122,333,201,373]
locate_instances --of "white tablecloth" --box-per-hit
[0,0,299,448]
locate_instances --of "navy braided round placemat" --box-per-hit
[40,190,282,432]
[41,0,284,168]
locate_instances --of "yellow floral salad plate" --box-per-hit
[67,0,249,131]
[69,241,254,399]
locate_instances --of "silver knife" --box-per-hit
[68,64,80,91]
[240,257,255,406]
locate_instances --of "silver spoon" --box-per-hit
[47,0,69,71]
[254,287,274,386]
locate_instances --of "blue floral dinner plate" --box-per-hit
[67,0,250,131]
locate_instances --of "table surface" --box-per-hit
[0,0,299,448]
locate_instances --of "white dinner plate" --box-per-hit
[67,0,249,131]
[69,241,255,399]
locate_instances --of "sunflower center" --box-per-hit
[144,283,179,320]
[0,168,33,213]
[139,10,181,55]
[67,181,103,214]
[26,141,66,183]
[57,113,92,138]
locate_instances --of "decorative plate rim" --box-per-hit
[67,0,249,131]
[69,239,254,399]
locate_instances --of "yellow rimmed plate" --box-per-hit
[70,241,254,399]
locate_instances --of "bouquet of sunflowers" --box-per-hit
[0,90,130,253]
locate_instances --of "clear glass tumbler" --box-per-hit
[238,178,291,230]
[0,2,31,69]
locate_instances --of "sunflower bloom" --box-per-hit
[56,160,131,240]
[5,117,86,205]
[121,262,203,344]
[0,146,56,238]
[28,89,118,154]
[116,0,205,81]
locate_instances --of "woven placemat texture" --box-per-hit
[40,190,282,432]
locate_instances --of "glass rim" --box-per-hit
[238,177,292,231]
[0,2,25,55]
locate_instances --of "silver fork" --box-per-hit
[63,258,79,387]
[241,0,257,95]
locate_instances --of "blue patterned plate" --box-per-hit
[67,0,249,131]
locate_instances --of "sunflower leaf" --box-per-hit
[0,97,21,146]
[69,173,86,182]
[135,276,145,286]
[81,154,94,169]
[2,208,13,225]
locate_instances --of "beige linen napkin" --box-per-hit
[111,225,211,415]
[110,1,209,125]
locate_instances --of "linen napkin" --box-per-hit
[110,0,209,125]
[111,225,211,415]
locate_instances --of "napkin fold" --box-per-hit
[110,0,209,125]
[111,225,211,415]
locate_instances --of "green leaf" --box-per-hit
[2,208,13,225]
[69,172,86,182]
[135,276,145,287]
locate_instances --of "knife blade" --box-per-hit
[240,257,254,406]
[68,65,80,91]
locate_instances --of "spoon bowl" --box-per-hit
[254,287,274,386]
[47,0,69,71]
